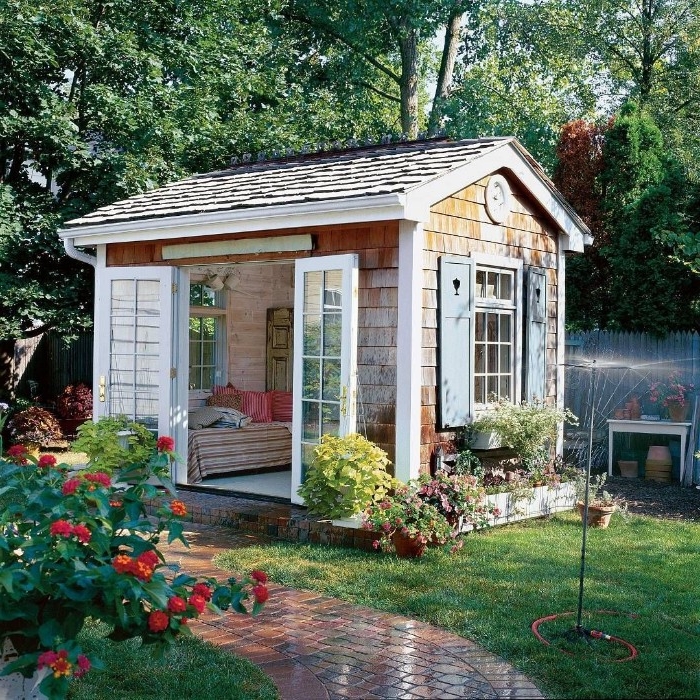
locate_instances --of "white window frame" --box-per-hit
[188,280,227,391]
[471,254,523,412]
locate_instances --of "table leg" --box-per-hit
[608,426,613,476]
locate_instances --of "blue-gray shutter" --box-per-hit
[525,267,547,401]
[438,256,474,428]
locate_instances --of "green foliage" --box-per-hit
[472,399,578,465]
[297,433,395,518]
[0,444,269,699]
[71,416,156,473]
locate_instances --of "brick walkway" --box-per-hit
[160,497,544,700]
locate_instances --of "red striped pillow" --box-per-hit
[241,390,273,423]
[270,391,293,422]
[212,383,238,395]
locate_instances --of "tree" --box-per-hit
[0,0,388,341]
[280,0,477,138]
[559,103,700,334]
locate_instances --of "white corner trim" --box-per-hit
[395,220,423,483]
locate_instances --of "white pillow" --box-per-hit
[188,406,223,430]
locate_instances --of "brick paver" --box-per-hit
[160,502,544,700]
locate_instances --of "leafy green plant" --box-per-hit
[297,433,395,519]
[71,416,156,473]
[472,399,578,466]
[453,447,484,480]
[0,439,269,700]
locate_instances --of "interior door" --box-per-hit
[266,307,293,391]
[95,267,176,440]
[291,254,358,504]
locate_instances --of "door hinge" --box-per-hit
[172,283,178,294]
[170,368,177,379]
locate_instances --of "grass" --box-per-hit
[69,620,279,700]
[213,510,700,700]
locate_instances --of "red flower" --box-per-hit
[170,500,187,516]
[137,550,160,568]
[192,582,212,601]
[188,593,206,614]
[84,471,111,487]
[38,649,72,678]
[74,654,91,678]
[157,436,175,452]
[252,584,269,604]
[38,454,57,468]
[147,610,169,633]
[7,444,28,464]
[167,596,187,614]
[71,523,91,544]
[112,554,133,574]
[131,560,155,582]
[62,478,81,495]
[50,520,73,538]
[250,569,268,584]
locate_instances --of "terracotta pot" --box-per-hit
[576,501,616,528]
[617,460,638,478]
[391,531,427,558]
[666,401,689,422]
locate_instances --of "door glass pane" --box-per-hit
[302,358,320,398]
[303,316,321,355]
[301,400,320,441]
[322,359,341,401]
[323,313,342,356]
[321,401,340,436]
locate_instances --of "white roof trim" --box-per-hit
[59,194,412,246]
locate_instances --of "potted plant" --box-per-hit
[648,372,695,422]
[0,439,269,700]
[362,481,457,557]
[55,383,93,438]
[471,399,578,471]
[6,406,63,453]
[297,433,395,523]
[573,472,625,528]
[71,416,156,473]
[415,470,498,531]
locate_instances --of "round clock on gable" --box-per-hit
[484,174,511,224]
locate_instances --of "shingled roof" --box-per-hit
[64,137,523,229]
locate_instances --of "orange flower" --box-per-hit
[170,500,187,516]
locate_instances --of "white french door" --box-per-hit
[291,254,358,504]
[95,267,176,441]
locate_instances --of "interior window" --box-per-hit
[189,282,226,390]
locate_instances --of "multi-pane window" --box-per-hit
[474,267,515,406]
[189,283,225,390]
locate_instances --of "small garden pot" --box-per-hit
[391,531,427,558]
[617,460,638,479]
[576,501,616,529]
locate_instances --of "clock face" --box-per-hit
[485,175,511,223]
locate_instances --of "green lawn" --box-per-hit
[69,620,278,700]
[214,510,700,700]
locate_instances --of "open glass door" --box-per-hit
[291,254,358,504]
[95,267,176,441]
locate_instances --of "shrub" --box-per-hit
[6,406,63,448]
[71,416,155,473]
[56,383,93,420]
[297,433,395,519]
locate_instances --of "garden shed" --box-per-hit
[59,136,590,502]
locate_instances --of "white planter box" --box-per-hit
[462,483,576,531]
[331,513,364,529]
[470,431,502,450]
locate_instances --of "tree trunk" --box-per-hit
[428,8,464,136]
[398,30,419,139]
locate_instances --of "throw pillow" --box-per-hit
[215,407,253,429]
[241,390,273,423]
[270,390,293,422]
[211,382,238,395]
[188,406,223,430]
[206,392,243,411]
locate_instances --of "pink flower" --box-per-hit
[74,654,91,678]
[71,524,91,544]
[250,570,268,584]
[157,436,175,452]
[50,520,73,538]
[62,478,81,495]
[38,454,57,468]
